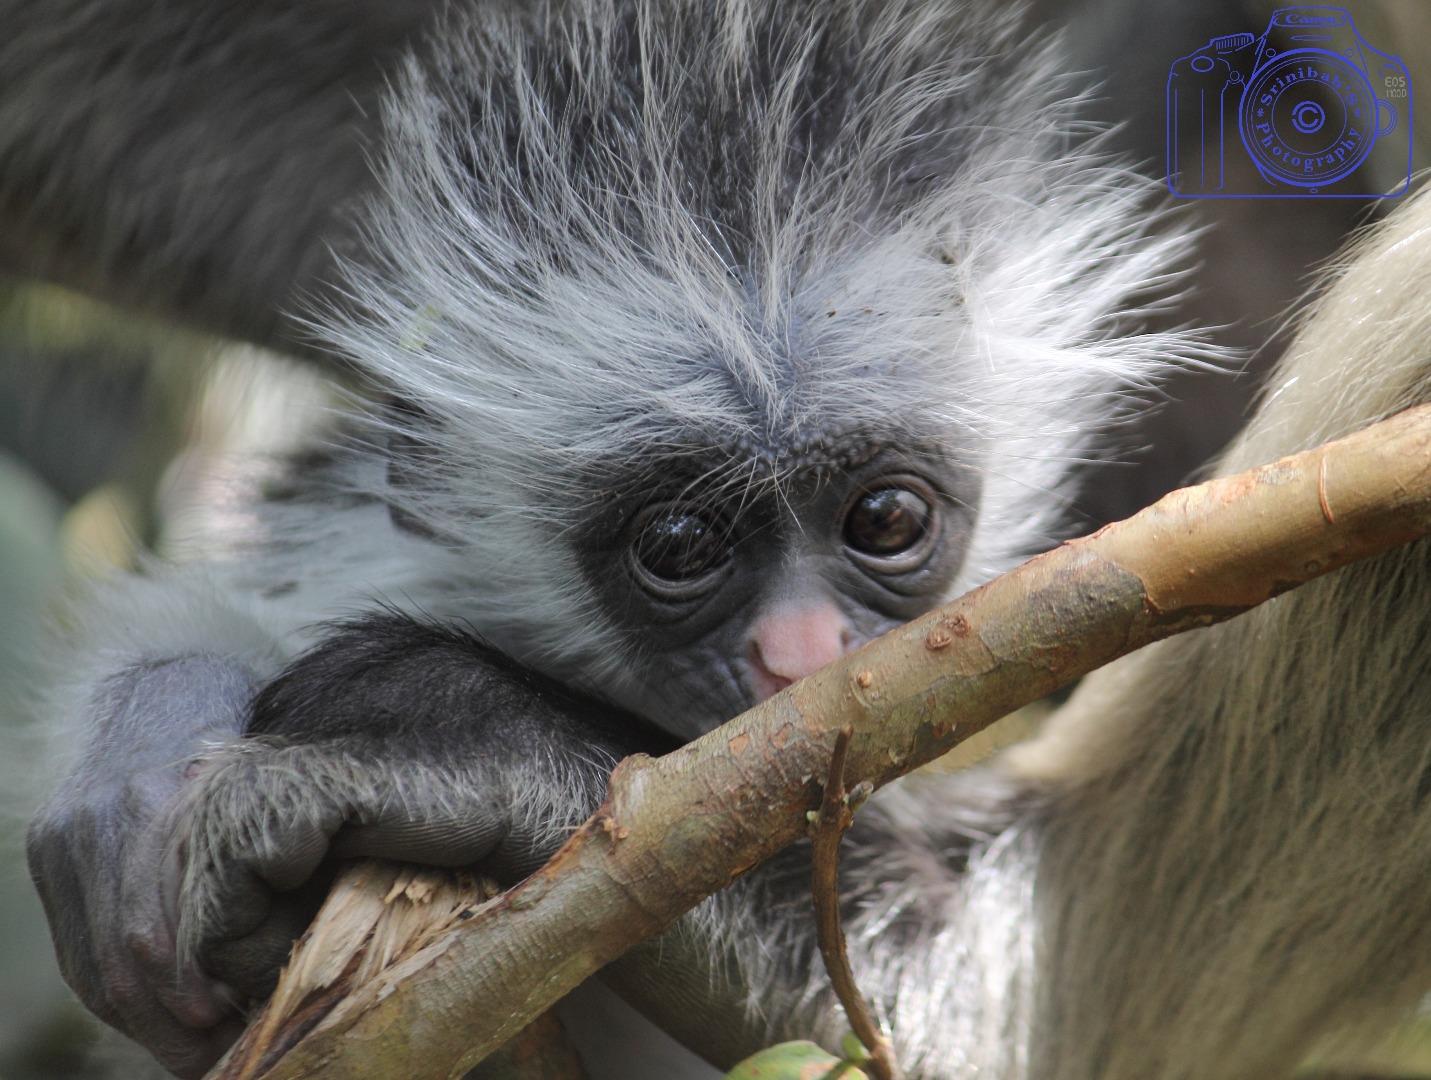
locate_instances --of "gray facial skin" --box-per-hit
[578,444,981,738]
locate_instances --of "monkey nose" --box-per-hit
[747,602,855,702]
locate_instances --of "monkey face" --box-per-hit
[572,443,981,738]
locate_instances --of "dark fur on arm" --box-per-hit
[247,611,674,755]
[178,612,680,1002]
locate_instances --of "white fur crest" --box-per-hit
[313,0,1218,678]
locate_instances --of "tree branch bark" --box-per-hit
[210,403,1431,1080]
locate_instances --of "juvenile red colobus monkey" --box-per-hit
[16,1,1431,1077]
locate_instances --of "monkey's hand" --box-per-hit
[26,656,259,1078]
[173,615,659,1016]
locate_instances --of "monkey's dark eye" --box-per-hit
[630,506,732,587]
[844,486,933,558]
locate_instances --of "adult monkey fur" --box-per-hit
[16,1,1431,1079]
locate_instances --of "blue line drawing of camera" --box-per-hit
[1167,7,1411,198]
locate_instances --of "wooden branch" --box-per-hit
[210,404,1431,1080]
[809,727,899,1080]
[218,865,586,1080]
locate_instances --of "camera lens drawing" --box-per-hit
[1239,52,1376,186]
[1166,7,1412,199]
[1291,100,1326,134]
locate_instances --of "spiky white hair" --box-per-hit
[316,0,1215,683]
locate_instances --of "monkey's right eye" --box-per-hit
[629,506,732,591]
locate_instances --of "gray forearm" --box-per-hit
[31,654,261,867]
[82,656,257,768]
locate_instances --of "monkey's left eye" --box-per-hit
[843,481,937,568]
[629,505,732,593]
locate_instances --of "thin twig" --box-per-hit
[809,726,903,1080]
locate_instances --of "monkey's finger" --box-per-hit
[202,887,329,1003]
[244,816,338,891]
[110,884,240,1080]
[95,938,217,1076]
[179,782,342,946]
[185,863,276,952]
[131,1017,241,1080]
[330,814,508,865]
[126,1008,246,1080]
[483,829,572,880]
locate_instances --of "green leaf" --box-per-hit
[724,1040,870,1079]
[839,1032,872,1062]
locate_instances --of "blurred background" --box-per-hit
[0,289,334,1078]
[0,0,1428,1076]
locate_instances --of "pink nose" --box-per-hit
[747,602,854,701]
